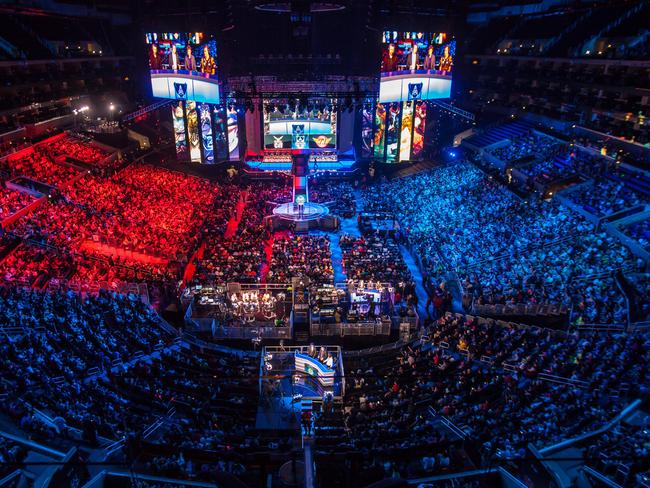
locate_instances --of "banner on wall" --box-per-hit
[386,103,401,162]
[399,101,414,162]
[185,101,201,162]
[373,104,386,159]
[412,101,427,160]
[199,103,214,164]
[361,106,374,158]
[172,101,187,160]
[227,106,240,160]
[213,106,228,160]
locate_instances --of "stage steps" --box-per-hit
[295,331,310,343]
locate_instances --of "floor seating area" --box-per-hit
[269,234,333,283]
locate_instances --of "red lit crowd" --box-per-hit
[0,186,35,221]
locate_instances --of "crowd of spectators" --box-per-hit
[583,422,650,487]
[340,234,412,285]
[0,284,284,484]
[0,244,73,287]
[309,180,356,218]
[0,186,35,220]
[567,169,649,217]
[363,161,641,323]
[0,288,174,439]
[1,146,80,188]
[269,234,333,283]
[0,437,26,479]
[625,273,650,323]
[196,186,266,284]
[517,149,610,188]
[315,313,649,481]
[59,165,219,258]
[4,164,228,297]
[487,132,562,163]
[43,135,110,167]
[623,218,650,253]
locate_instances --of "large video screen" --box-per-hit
[379,31,454,103]
[145,32,220,104]
[263,99,337,150]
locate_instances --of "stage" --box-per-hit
[256,345,344,430]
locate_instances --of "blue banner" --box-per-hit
[199,103,214,164]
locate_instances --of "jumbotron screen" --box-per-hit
[263,99,337,150]
[379,31,454,103]
[145,32,220,104]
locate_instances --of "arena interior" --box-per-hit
[0,0,649,487]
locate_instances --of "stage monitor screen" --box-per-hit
[263,99,337,150]
[379,31,454,103]
[145,32,220,104]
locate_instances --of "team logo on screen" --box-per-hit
[294,135,306,149]
[292,124,306,149]
[408,82,423,100]
[273,136,284,148]
[174,82,188,99]
[311,135,333,148]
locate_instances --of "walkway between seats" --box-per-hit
[259,232,278,283]
[182,241,205,284]
[79,241,168,265]
[328,189,365,283]
[329,234,346,283]
[399,244,429,320]
[339,189,364,237]
[224,190,248,239]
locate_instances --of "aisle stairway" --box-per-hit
[224,190,247,238]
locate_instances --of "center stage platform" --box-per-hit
[272,201,330,221]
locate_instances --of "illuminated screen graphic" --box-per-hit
[399,101,414,162]
[373,104,386,159]
[361,106,374,158]
[199,103,214,164]
[412,101,427,160]
[145,32,220,104]
[263,99,337,150]
[386,103,401,162]
[213,106,228,160]
[379,31,454,103]
[227,106,240,160]
[185,101,201,162]
[172,101,187,159]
